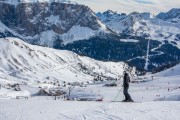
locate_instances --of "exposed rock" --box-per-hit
[0,2,107,46]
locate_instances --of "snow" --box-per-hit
[0,100,180,120]
[156,64,180,77]
[157,8,180,24]
[0,37,132,86]
[61,25,96,44]
[0,89,30,99]
[0,19,107,46]
[97,20,108,31]
[131,15,180,47]
[1,65,180,117]
[97,11,180,49]
[144,39,150,70]
[120,39,139,42]
[37,23,109,45]
[38,30,57,47]
[0,37,133,100]
[46,15,61,26]
[0,74,180,119]
[0,37,180,119]
[0,21,23,38]
[0,21,6,32]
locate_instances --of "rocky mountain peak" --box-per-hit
[0,1,109,46]
[97,10,125,18]
[129,12,154,20]
[157,8,180,23]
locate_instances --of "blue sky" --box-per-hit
[73,0,180,14]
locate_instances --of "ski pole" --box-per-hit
[113,87,123,102]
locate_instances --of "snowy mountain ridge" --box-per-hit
[157,8,180,23]
[97,9,180,48]
[0,37,135,83]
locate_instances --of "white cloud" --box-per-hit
[72,0,180,15]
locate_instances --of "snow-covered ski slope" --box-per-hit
[0,70,180,120]
[0,74,180,120]
[0,73,180,120]
[156,63,180,77]
[0,100,180,120]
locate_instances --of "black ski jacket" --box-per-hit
[123,75,130,87]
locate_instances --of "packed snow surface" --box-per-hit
[0,74,180,120]
[61,25,97,45]
[156,63,180,77]
[0,100,180,120]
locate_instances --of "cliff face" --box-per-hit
[0,2,107,46]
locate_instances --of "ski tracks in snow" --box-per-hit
[71,104,123,120]
[57,102,180,120]
[57,103,123,120]
[0,100,180,120]
[151,42,165,53]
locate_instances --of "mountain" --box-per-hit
[0,0,109,46]
[0,37,135,83]
[92,10,180,71]
[96,10,127,23]
[59,10,180,71]
[0,1,180,71]
[96,10,128,34]
[97,10,180,46]
[157,8,180,23]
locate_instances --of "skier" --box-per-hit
[122,71,133,102]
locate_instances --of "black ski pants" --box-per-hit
[123,85,132,100]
